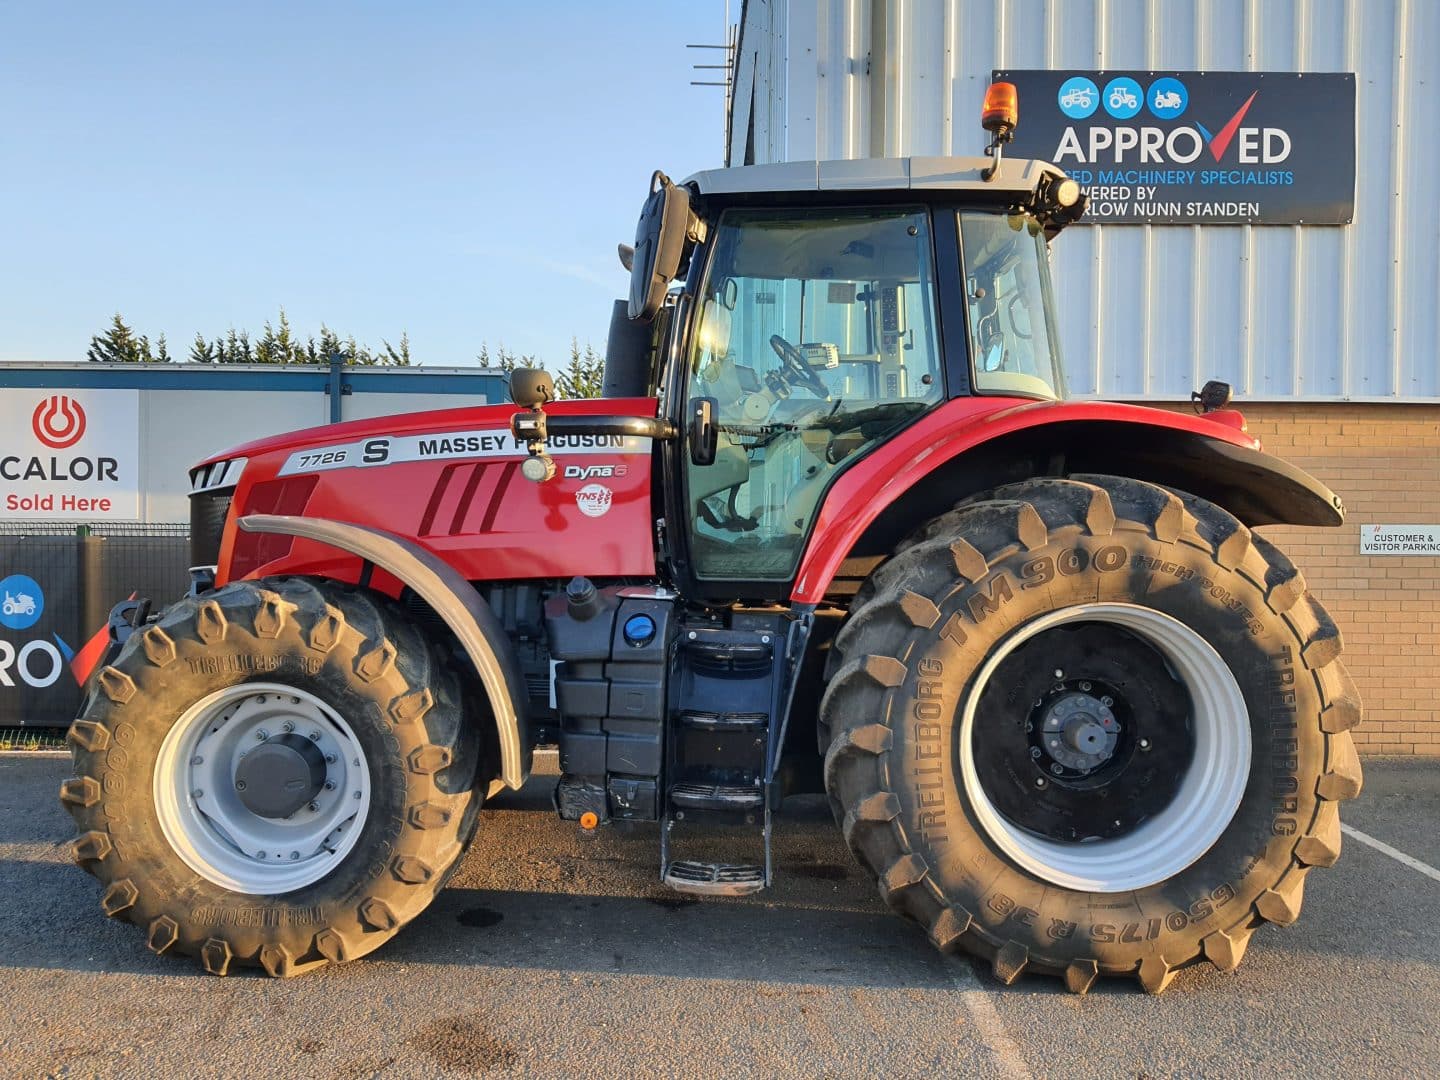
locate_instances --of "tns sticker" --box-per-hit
[575,483,613,518]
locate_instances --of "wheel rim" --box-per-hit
[959,603,1251,893]
[154,682,372,895]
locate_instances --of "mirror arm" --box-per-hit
[509,411,678,485]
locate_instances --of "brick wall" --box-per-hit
[1149,402,1440,756]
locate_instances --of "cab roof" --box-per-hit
[682,155,1067,199]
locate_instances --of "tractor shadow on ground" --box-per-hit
[5,757,1435,999]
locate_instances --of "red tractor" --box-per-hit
[62,88,1360,993]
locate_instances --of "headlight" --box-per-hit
[189,457,247,493]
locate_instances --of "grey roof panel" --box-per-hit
[683,155,1064,198]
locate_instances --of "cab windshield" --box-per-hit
[960,212,1065,400]
[684,206,944,581]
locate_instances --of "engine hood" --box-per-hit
[195,397,659,469]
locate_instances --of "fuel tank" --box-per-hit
[195,398,659,588]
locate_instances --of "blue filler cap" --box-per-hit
[623,614,657,647]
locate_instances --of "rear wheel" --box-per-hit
[61,577,484,977]
[821,475,1362,993]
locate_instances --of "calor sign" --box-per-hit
[0,389,141,521]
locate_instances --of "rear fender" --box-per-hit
[793,399,1345,605]
[238,514,531,789]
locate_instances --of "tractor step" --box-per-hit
[661,620,795,896]
[662,859,766,897]
[678,709,768,731]
[670,781,764,811]
[682,634,774,673]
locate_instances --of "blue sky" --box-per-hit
[0,1,728,366]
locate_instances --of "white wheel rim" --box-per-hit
[153,682,372,895]
[959,603,1251,893]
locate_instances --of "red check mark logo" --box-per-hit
[1197,91,1259,162]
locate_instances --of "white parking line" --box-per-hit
[945,961,1032,1080]
[1341,823,1440,884]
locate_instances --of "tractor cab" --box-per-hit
[588,149,1084,601]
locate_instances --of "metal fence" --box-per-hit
[0,522,190,728]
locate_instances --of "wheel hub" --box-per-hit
[1039,691,1120,771]
[234,733,328,818]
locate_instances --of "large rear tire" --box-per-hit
[60,577,484,977]
[821,475,1362,993]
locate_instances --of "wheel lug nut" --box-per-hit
[1101,696,1113,707]
[1050,763,1063,775]
[282,721,295,733]
[235,780,247,791]
[255,729,269,742]
[256,851,266,859]
[190,755,204,766]
[323,781,335,791]
[1080,681,1092,692]
[308,802,319,812]
[309,731,322,742]
[290,851,300,860]
[1029,747,1042,759]
[191,789,204,800]
[354,791,362,800]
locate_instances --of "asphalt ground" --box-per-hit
[1,752,1437,1079]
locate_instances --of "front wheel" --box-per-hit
[61,577,484,977]
[822,476,1362,993]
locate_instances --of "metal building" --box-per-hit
[727,0,1438,401]
[722,0,1440,757]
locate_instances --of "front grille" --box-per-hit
[189,490,232,569]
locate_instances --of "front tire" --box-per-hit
[61,577,484,977]
[821,476,1362,993]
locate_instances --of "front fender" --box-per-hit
[238,514,531,790]
[793,398,1345,605]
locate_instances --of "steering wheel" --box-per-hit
[768,334,830,399]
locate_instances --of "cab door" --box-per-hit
[670,205,948,599]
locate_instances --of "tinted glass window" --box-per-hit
[685,207,943,581]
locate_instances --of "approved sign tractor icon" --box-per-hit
[1060,86,1094,111]
[1108,85,1139,111]
[3,592,36,618]
[1153,90,1183,110]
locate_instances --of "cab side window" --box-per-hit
[684,207,943,581]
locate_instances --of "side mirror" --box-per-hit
[689,397,717,466]
[629,171,692,322]
[511,368,555,407]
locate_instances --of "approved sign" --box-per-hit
[1,390,141,521]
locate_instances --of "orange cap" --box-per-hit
[579,811,599,830]
[982,81,1019,133]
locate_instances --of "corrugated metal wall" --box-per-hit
[729,0,1439,401]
